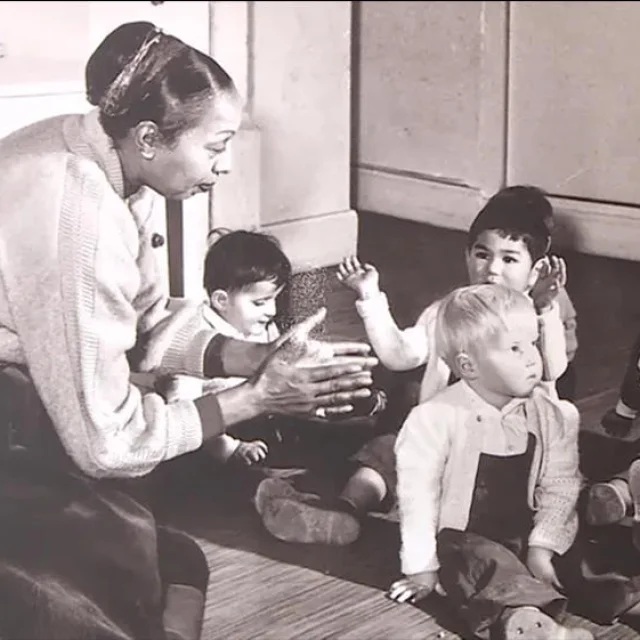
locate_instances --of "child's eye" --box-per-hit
[503,256,518,264]
[474,250,489,260]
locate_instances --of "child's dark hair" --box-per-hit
[467,185,553,262]
[203,229,292,295]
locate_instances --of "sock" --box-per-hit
[616,400,638,420]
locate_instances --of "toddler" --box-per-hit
[390,284,640,639]
[159,228,290,466]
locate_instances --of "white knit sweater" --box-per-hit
[0,109,223,479]
[395,381,581,575]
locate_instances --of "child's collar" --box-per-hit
[459,379,528,417]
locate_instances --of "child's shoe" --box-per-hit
[499,607,594,640]
[601,408,635,438]
[254,477,361,546]
[585,479,630,526]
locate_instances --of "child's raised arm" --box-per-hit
[337,256,429,371]
[532,256,570,381]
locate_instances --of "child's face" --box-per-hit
[465,307,542,409]
[466,230,537,294]
[214,280,283,337]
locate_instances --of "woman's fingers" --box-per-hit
[302,359,378,382]
[329,341,373,357]
[273,307,327,351]
[314,388,372,409]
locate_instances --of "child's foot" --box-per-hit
[601,408,635,438]
[499,607,594,640]
[254,477,361,546]
[585,479,630,526]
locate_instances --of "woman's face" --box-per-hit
[144,93,243,200]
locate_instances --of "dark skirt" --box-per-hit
[0,365,208,640]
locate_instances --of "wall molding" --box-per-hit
[357,166,485,232]
[550,198,640,262]
[264,209,359,274]
[357,165,640,263]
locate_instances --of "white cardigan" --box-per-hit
[395,381,582,576]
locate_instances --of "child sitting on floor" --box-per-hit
[157,228,289,466]
[158,228,387,543]
[254,185,573,546]
[389,284,640,639]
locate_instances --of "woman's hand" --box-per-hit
[252,308,378,417]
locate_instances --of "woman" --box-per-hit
[0,21,375,640]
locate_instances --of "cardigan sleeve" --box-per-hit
[537,300,569,382]
[528,394,581,555]
[395,402,451,575]
[355,292,430,371]
[3,157,224,479]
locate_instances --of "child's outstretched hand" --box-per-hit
[337,256,380,300]
[529,255,567,313]
[526,546,563,591]
[387,571,440,604]
[232,440,268,465]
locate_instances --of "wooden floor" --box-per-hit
[158,212,640,640]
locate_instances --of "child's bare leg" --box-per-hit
[340,466,387,513]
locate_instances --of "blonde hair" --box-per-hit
[435,284,534,376]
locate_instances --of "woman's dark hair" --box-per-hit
[85,21,238,144]
[203,229,292,296]
[467,185,553,262]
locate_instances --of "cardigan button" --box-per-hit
[151,232,165,248]
[476,414,482,422]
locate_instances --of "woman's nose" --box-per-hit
[213,146,232,175]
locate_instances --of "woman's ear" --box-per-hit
[135,121,161,160]
[455,352,476,379]
[209,289,228,313]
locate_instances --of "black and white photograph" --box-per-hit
[1,2,640,638]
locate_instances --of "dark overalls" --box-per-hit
[435,434,640,639]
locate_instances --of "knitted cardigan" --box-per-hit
[395,381,582,576]
[0,109,224,479]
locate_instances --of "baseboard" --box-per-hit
[357,166,640,262]
[356,166,485,232]
[550,198,640,262]
[264,209,358,273]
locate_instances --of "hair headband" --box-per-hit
[100,27,163,117]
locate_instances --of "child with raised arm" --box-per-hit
[253,185,574,546]
[389,284,640,639]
